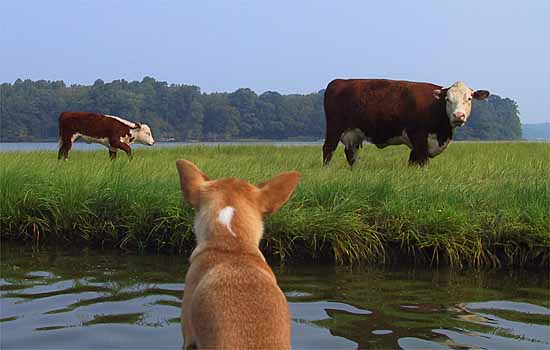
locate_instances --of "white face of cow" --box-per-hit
[433,81,490,127]
[131,124,155,145]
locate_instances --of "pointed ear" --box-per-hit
[132,122,142,129]
[175,160,210,208]
[473,90,490,100]
[433,89,447,100]
[257,172,300,215]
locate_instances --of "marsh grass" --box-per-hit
[1,142,549,267]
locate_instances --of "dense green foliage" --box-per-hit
[1,77,522,142]
[454,96,522,140]
[1,143,548,267]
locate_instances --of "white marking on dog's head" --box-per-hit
[217,206,236,237]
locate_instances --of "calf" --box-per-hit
[323,79,490,166]
[58,112,154,160]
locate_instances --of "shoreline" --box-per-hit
[1,143,548,268]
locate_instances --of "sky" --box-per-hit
[1,0,548,123]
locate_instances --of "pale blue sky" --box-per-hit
[1,0,548,123]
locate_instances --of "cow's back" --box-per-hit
[324,79,444,136]
[59,112,128,139]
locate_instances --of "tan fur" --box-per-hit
[176,160,300,350]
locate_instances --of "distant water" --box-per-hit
[0,141,323,152]
[2,140,546,153]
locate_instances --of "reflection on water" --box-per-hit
[1,243,548,349]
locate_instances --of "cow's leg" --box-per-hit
[322,131,341,166]
[109,138,132,159]
[58,136,73,161]
[109,149,117,160]
[57,143,64,160]
[344,145,359,167]
[408,131,429,166]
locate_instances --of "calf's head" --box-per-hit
[176,160,300,247]
[433,81,490,127]
[131,123,155,145]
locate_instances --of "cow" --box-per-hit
[58,112,155,160]
[322,79,490,167]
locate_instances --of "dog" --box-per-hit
[176,160,300,349]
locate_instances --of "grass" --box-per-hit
[1,142,549,268]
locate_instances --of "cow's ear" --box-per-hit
[257,172,300,215]
[133,122,142,129]
[433,89,447,100]
[176,160,210,208]
[473,90,490,100]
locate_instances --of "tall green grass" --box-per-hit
[1,142,549,267]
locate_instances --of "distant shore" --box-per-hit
[1,143,548,268]
[1,139,548,153]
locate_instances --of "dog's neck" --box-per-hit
[192,203,264,257]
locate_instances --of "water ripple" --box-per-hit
[1,244,548,350]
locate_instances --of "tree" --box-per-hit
[0,78,522,142]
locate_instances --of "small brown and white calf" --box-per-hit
[58,112,154,160]
[176,160,299,350]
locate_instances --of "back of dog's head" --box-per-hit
[175,160,300,246]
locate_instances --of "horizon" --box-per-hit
[1,1,548,123]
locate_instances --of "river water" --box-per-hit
[3,140,545,152]
[0,141,322,152]
[1,243,548,349]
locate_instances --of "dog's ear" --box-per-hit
[257,171,300,214]
[175,160,210,208]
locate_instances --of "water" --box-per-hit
[1,243,549,349]
[0,141,322,152]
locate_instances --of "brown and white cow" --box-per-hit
[322,79,490,166]
[58,112,154,160]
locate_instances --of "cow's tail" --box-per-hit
[321,80,343,166]
[323,82,332,115]
[58,112,66,144]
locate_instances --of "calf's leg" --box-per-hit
[58,136,73,160]
[109,138,132,159]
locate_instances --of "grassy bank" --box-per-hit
[1,143,549,267]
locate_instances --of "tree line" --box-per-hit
[0,77,522,142]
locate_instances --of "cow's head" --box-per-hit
[433,82,490,127]
[131,123,155,145]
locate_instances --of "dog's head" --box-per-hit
[176,160,300,246]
